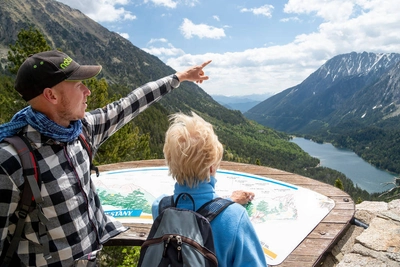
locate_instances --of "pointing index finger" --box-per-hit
[201,60,212,68]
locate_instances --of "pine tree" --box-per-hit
[1,27,51,122]
[0,75,26,123]
[334,178,345,191]
[7,26,51,74]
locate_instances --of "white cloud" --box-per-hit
[143,0,200,8]
[240,4,274,18]
[118,32,130,39]
[142,42,185,58]
[148,38,168,44]
[56,0,136,22]
[179,18,226,39]
[143,0,178,9]
[280,17,301,22]
[182,0,199,7]
[166,44,323,96]
[213,15,220,21]
[285,0,365,22]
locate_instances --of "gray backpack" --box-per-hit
[138,193,234,267]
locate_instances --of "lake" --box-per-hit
[291,137,397,193]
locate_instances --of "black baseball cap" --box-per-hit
[15,50,102,101]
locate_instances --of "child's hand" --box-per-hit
[230,190,255,205]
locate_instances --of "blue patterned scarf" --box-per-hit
[0,106,82,142]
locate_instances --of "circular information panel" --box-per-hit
[92,167,335,265]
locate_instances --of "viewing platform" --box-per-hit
[100,159,355,267]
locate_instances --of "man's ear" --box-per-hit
[42,87,58,103]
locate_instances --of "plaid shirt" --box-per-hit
[0,75,180,266]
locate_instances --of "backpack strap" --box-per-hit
[158,195,175,215]
[158,193,196,215]
[4,136,42,203]
[196,198,234,222]
[158,193,234,222]
[78,133,99,177]
[2,135,50,265]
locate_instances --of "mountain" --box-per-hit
[244,52,400,134]
[211,94,272,113]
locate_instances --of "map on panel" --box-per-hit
[92,167,335,266]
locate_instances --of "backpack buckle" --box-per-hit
[18,209,28,219]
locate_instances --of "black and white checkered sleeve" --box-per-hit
[84,74,180,148]
[0,143,24,255]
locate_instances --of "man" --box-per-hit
[0,50,211,266]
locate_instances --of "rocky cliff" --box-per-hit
[323,199,400,267]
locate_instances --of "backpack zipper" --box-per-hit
[176,235,182,262]
[162,235,173,257]
[143,235,218,265]
[162,235,183,262]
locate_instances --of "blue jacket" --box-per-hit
[152,176,268,267]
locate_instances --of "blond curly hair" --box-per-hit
[163,112,223,188]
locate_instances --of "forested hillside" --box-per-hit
[309,117,400,174]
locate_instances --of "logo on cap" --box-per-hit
[60,57,73,69]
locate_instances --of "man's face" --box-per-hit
[53,80,91,125]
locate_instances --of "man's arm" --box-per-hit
[85,60,212,149]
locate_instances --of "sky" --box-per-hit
[56,0,400,97]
